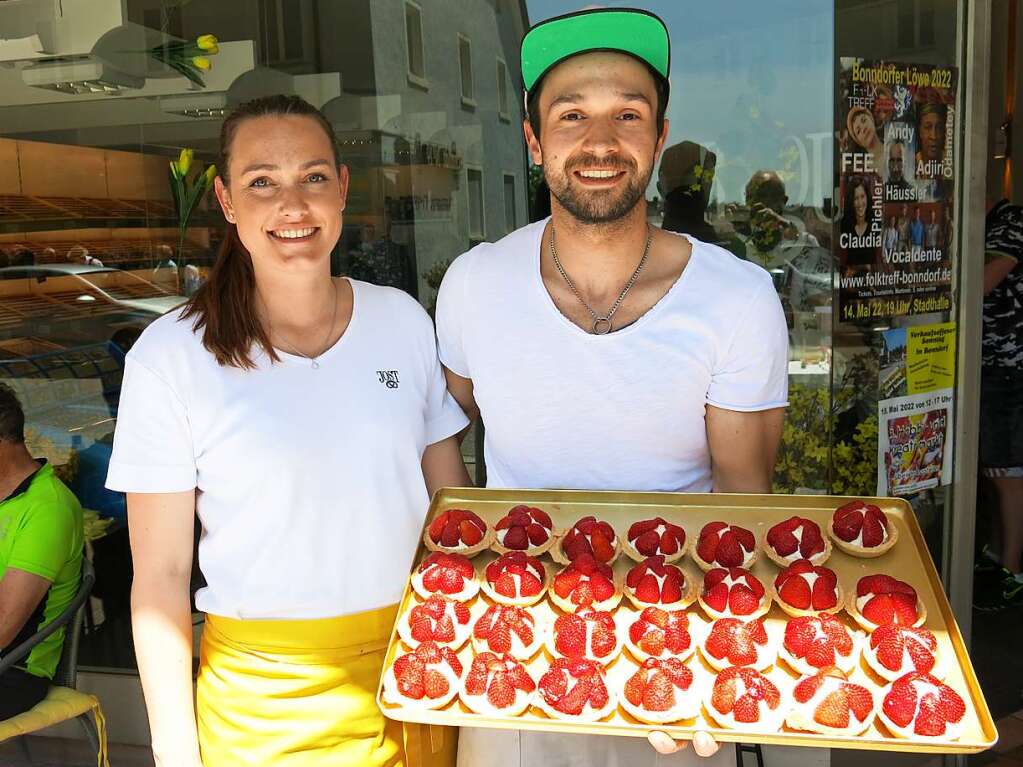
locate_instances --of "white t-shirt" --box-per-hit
[437,218,789,495]
[438,219,788,767]
[106,279,468,619]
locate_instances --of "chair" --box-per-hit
[0,558,109,766]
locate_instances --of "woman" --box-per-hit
[846,106,884,174]
[841,176,878,269]
[105,95,470,767]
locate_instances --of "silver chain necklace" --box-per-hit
[549,223,652,335]
[263,277,339,369]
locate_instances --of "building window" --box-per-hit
[459,34,475,107]
[503,173,516,233]
[467,167,484,240]
[258,0,316,71]
[896,0,935,50]
[497,58,510,121]
[405,1,427,85]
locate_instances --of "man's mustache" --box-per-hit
[564,155,636,173]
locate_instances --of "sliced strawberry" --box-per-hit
[528,507,553,527]
[814,689,851,728]
[799,522,826,558]
[440,520,461,547]
[635,529,661,556]
[502,526,529,550]
[703,582,729,612]
[767,522,799,556]
[628,518,661,538]
[715,534,744,567]
[794,673,824,704]
[590,530,615,562]
[487,673,515,708]
[643,671,675,712]
[428,514,448,543]
[811,576,839,611]
[779,573,812,610]
[423,669,450,699]
[882,678,919,727]
[732,696,761,723]
[460,519,483,546]
[660,529,680,555]
[624,671,647,706]
[861,510,886,548]
[554,614,587,658]
[846,684,874,721]
[729,584,762,615]
[527,524,549,546]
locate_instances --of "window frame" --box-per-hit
[458,32,476,108]
[465,164,485,240]
[496,57,511,121]
[404,0,429,89]
[502,171,517,234]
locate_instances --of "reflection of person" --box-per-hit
[925,209,941,249]
[733,170,819,268]
[847,106,884,173]
[915,99,948,174]
[441,11,787,764]
[840,176,876,267]
[0,384,84,720]
[67,244,103,267]
[657,140,719,242]
[978,200,1023,608]
[106,95,470,767]
[884,214,899,258]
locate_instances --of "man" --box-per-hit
[0,383,84,720]
[436,8,787,766]
[732,170,819,270]
[925,209,941,249]
[884,140,915,200]
[910,206,925,260]
[916,100,948,171]
[897,202,912,250]
[977,200,1023,609]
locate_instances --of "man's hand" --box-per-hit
[648,730,720,757]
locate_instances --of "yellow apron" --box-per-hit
[196,606,456,767]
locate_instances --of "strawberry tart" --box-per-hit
[550,553,622,612]
[622,517,688,563]
[398,595,473,650]
[848,574,926,632]
[620,657,701,724]
[787,669,876,736]
[765,516,831,567]
[829,500,898,558]
[625,607,696,662]
[698,567,771,621]
[623,555,696,610]
[424,508,493,557]
[492,505,557,557]
[459,651,536,716]
[693,522,758,571]
[536,657,617,722]
[863,624,943,681]
[412,552,480,601]
[383,641,463,710]
[481,551,550,606]
[471,603,544,660]
[705,666,786,733]
[780,613,861,677]
[878,672,967,741]
[552,516,620,565]
[546,607,622,663]
[771,559,844,617]
[701,617,776,671]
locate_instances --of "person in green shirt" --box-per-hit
[0,383,84,719]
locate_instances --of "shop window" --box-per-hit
[405,1,427,85]
[503,173,517,233]
[459,34,475,107]
[467,167,485,240]
[497,58,511,121]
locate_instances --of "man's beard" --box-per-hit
[545,155,650,225]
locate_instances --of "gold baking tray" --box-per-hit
[376,488,997,754]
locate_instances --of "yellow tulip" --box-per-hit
[192,56,211,71]
[176,148,193,177]
[169,160,180,180]
[196,34,219,53]
[203,165,217,185]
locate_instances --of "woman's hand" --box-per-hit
[647,730,720,757]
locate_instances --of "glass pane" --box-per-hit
[497,60,509,116]
[460,37,474,99]
[0,0,529,672]
[504,174,516,234]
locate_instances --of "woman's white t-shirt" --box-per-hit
[106,279,468,620]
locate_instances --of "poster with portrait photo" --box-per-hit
[837,58,957,322]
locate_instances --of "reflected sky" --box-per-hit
[524,1,834,207]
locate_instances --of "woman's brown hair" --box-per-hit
[180,94,342,369]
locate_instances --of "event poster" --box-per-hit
[836,58,957,322]
[877,388,954,496]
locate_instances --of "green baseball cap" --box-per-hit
[520,8,670,98]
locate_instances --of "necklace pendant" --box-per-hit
[592,317,613,335]
[311,359,320,370]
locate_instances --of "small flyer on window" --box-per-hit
[879,321,956,398]
[836,58,957,322]
[877,388,954,496]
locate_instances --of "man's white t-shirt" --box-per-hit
[437,218,789,495]
[106,279,468,619]
[436,219,788,767]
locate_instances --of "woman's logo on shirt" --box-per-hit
[377,370,400,389]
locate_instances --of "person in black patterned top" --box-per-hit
[979,199,1023,608]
